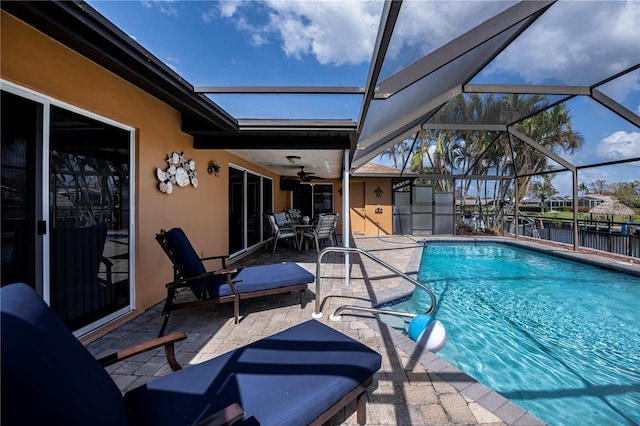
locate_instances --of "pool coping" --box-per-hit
[359,236,640,426]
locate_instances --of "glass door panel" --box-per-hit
[313,184,334,216]
[49,106,130,331]
[292,184,313,218]
[229,166,244,254]
[293,183,334,220]
[1,91,40,289]
[262,177,273,240]
[246,173,260,247]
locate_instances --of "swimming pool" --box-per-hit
[381,242,640,426]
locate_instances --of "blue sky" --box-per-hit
[88,0,639,197]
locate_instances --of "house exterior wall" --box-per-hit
[1,12,280,324]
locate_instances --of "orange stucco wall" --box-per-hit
[1,12,280,316]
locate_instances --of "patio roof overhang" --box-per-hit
[0,1,240,134]
[189,119,356,151]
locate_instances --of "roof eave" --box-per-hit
[1,1,238,133]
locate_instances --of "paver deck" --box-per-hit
[86,234,637,425]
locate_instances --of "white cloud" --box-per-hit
[385,1,513,63]
[140,0,179,17]
[596,131,640,161]
[209,0,639,87]
[218,1,240,19]
[215,0,383,66]
[484,1,639,92]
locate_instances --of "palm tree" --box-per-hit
[578,182,588,196]
[380,139,411,170]
[531,174,558,215]
[378,94,584,233]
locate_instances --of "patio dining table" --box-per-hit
[293,223,315,250]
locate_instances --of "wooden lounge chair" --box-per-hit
[1,283,382,426]
[156,228,314,336]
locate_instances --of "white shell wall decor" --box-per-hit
[157,151,198,194]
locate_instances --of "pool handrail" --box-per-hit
[311,246,437,319]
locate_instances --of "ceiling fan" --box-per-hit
[296,166,324,182]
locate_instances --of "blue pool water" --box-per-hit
[384,242,640,426]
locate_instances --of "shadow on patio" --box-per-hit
[86,235,535,425]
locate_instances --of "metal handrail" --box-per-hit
[311,246,437,319]
[328,305,417,322]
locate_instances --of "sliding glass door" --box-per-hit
[228,165,273,256]
[292,183,334,219]
[1,84,133,334]
[49,106,131,332]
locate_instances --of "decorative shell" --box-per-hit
[156,168,167,181]
[175,167,190,187]
[156,167,167,182]
[158,151,197,194]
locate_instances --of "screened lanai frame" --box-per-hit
[4,0,637,251]
[197,0,640,250]
[347,0,639,250]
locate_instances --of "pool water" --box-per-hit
[383,242,640,426]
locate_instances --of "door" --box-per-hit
[292,183,334,219]
[1,86,133,334]
[1,91,42,290]
[228,165,273,256]
[350,182,365,234]
[48,106,132,332]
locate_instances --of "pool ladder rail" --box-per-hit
[311,246,437,321]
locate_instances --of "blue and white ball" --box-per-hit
[408,314,446,352]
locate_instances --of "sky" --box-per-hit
[87,0,640,197]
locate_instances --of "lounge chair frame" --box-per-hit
[2,283,380,426]
[156,229,310,336]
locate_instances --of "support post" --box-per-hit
[572,170,579,251]
[343,149,350,287]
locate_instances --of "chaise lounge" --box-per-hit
[1,283,382,425]
[156,227,315,336]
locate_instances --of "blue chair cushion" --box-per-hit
[164,228,207,278]
[124,319,382,426]
[163,229,314,300]
[209,262,315,298]
[0,283,130,426]
[163,228,210,298]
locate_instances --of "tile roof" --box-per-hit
[352,162,417,176]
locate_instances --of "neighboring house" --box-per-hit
[577,194,613,208]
